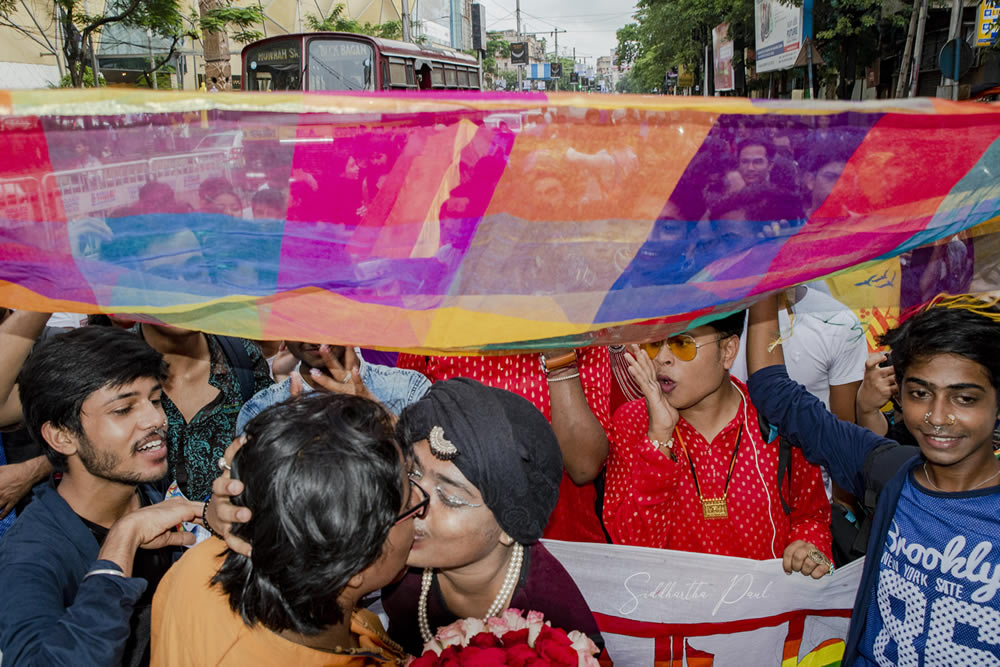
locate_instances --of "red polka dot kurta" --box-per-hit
[603,377,832,560]
[397,348,611,543]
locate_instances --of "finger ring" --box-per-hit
[341,373,352,384]
[217,457,231,472]
[807,548,832,569]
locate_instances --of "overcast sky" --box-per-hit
[481,0,638,63]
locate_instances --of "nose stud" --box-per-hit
[923,412,956,433]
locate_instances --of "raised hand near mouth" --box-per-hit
[624,343,680,460]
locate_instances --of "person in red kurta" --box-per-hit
[397,348,611,543]
[603,312,833,573]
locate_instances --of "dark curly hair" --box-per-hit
[212,392,408,634]
[17,326,167,472]
[881,301,1000,406]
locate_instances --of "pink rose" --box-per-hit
[500,608,529,632]
[567,630,601,665]
[525,610,547,645]
[434,620,469,650]
[457,617,486,639]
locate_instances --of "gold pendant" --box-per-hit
[701,496,728,519]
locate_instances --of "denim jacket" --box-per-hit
[236,353,430,435]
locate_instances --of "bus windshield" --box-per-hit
[244,39,301,91]
[307,38,375,92]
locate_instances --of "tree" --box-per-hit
[305,3,407,40]
[48,0,199,88]
[1,0,261,89]
[618,0,908,99]
[197,0,263,91]
[814,0,906,98]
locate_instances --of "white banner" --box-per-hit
[754,0,804,73]
[543,540,863,666]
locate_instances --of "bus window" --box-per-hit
[444,66,457,87]
[457,69,469,88]
[307,38,375,91]
[406,63,415,86]
[469,69,480,88]
[244,39,301,91]
[388,60,409,87]
[431,66,445,87]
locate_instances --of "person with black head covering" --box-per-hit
[378,378,604,656]
[204,378,605,657]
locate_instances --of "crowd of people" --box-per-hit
[1,277,998,665]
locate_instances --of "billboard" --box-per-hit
[510,42,529,64]
[417,0,451,45]
[754,0,803,73]
[471,3,486,51]
[527,63,552,79]
[978,0,999,47]
[713,22,735,91]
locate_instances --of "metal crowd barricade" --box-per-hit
[41,159,151,220]
[148,151,231,210]
[0,176,45,222]
[37,149,236,222]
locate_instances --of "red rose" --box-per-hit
[536,625,572,645]
[501,628,531,647]
[535,638,580,665]
[504,643,540,667]
[439,645,461,661]
[457,646,507,666]
[408,653,438,667]
[469,632,501,649]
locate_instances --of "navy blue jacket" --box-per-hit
[748,365,919,666]
[0,484,159,666]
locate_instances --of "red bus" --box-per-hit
[241,32,481,92]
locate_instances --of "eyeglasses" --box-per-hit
[641,334,725,362]
[394,477,430,525]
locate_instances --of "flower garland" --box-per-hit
[409,608,600,667]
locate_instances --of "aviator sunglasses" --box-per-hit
[641,334,725,362]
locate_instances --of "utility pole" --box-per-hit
[552,28,566,92]
[401,0,411,42]
[942,0,963,99]
[910,0,929,97]
[704,27,710,95]
[515,0,522,91]
[895,0,919,99]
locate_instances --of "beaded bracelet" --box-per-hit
[650,436,675,460]
[202,495,221,538]
[547,372,580,383]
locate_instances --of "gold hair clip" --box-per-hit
[429,425,459,460]
[924,292,1000,321]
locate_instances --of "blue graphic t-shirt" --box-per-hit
[856,471,1000,665]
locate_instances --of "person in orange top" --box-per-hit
[396,348,611,543]
[603,311,833,573]
[151,392,423,665]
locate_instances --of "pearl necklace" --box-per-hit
[418,542,524,644]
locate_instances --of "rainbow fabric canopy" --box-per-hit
[0,89,998,352]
